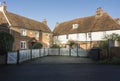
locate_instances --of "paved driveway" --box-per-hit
[25,56,94,64]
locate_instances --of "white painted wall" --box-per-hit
[58,35,68,44]
[53,30,120,44]
[91,32,104,41]
[106,30,120,35]
[78,33,86,41]
[69,34,77,40]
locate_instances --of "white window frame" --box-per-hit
[20,41,26,49]
[72,24,78,29]
[35,31,39,38]
[21,29,26,36]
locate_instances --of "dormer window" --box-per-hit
[21,29,26,36]
[72,24,78,29]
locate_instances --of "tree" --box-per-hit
[0,32,14,55]
[32,42,43,49]
[99,33,120,48]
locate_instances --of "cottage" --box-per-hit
[53,7,120,49]
[0,2,52,50]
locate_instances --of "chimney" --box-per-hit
[0,1,7,12]
[96,7,104,17]
[55,22,60,27]
[42,19,47,25]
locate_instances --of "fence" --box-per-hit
[7,48,88,64]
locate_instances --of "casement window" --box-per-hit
[35,31,39,38]
[72,24,78,29]
[20,41,26,49]
[21,29,26,36]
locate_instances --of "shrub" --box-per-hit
[98,57,120,64]
[51,44,60,48]
[32,42,43,49]
[0,32,14,55]
[110,57,120,64]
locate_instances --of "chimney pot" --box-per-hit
[42,19,47,25]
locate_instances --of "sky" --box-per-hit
[0,0,120,30]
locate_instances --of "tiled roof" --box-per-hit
[0,11,51,33]
[53,13,120,35]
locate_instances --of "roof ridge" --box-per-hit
[7,11,43,24]
[60,15,95,24]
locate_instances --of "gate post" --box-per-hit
[77,46,78,57]
[69,48,71,56]
[30,49,32,59]
[5,52,8,64]
[59,48,60,56]
[44,48,45,56]
[39,49,41,57]
[48,48,49,56]
[17,50,20,64]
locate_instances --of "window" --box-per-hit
[66,34,69,39]
[72,24,78,29]
[21,29,26,36]
[35,31,39,38]
[46,33,49,39]
[20,41,26,49]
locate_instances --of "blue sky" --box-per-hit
[1,0,120,30]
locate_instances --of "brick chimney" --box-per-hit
[42,19,47,25]
[96,7,104,17]
[55,22,60,27]
[0,2,7,12]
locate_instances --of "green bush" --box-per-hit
[32,42,43,49]
[110,57,120,64]
[0,32,14,54]
[51,44,60,48]
[98,57,120,64]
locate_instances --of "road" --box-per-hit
[0,56,120,81]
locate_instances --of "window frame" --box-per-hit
[72,24,78,29]
[20,41,26,49]
[21,29,26,36]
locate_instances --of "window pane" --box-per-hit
[21,29,26,36]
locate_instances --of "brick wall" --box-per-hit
[11,27,52,50]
